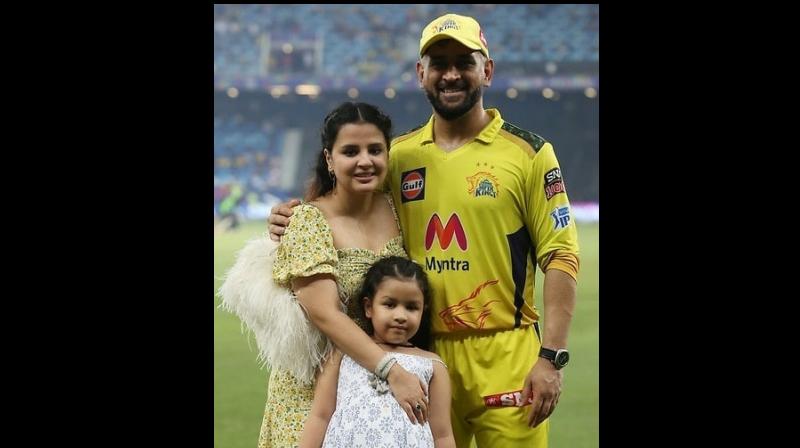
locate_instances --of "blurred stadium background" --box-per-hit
[214,4,598,448]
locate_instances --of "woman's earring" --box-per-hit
[329,170,336,187]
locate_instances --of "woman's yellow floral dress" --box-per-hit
[258,197,406,448]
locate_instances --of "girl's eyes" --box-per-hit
[383,302,421,311]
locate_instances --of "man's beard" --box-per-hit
[425,84,482,121]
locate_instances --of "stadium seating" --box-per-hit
[214,4,598,89]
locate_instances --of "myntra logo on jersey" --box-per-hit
[400,167,425,203]
[424,213,469,272]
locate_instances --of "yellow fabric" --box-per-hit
[390,109,579,335]
[433,326,549,447]
[542,251,579,281]
[259,197,408,447]
[273,204,339,287]
[419,13,490,58]
[258,370,314,448]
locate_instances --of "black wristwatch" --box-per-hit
[539,347,569,370]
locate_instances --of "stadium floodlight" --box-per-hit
[269,85,290,98]
[295,84,321,96]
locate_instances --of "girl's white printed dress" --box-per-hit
[322,352,434,448]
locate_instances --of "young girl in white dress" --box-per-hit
[300,256,456,448]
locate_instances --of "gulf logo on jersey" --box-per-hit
[400,167,426,203]
[425,213,467,251]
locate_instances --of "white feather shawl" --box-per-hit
[217,237,333,385]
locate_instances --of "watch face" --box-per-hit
[555,350,570,368]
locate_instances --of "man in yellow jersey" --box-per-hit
[269,13,579,448]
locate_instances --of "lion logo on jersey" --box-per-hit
[438,280,500,330]
[466,171,499,198]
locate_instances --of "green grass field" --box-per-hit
[214,221,598,448]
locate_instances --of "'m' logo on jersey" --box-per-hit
[400,168,425,203]
[425,213,467,251]
[550,205,571,230]
[466,171,499,198]
[544,168,565,200]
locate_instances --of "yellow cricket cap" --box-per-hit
[419,13,489,58]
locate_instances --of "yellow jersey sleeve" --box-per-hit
[525,143,580,274]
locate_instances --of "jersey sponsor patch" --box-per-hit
[466,171,499,198]
[425,213,467,251]
[483,389,533,408]
[400,168,426,203]
[425,256,470,273]
[544,168,565,200]
[550,205,571,230]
